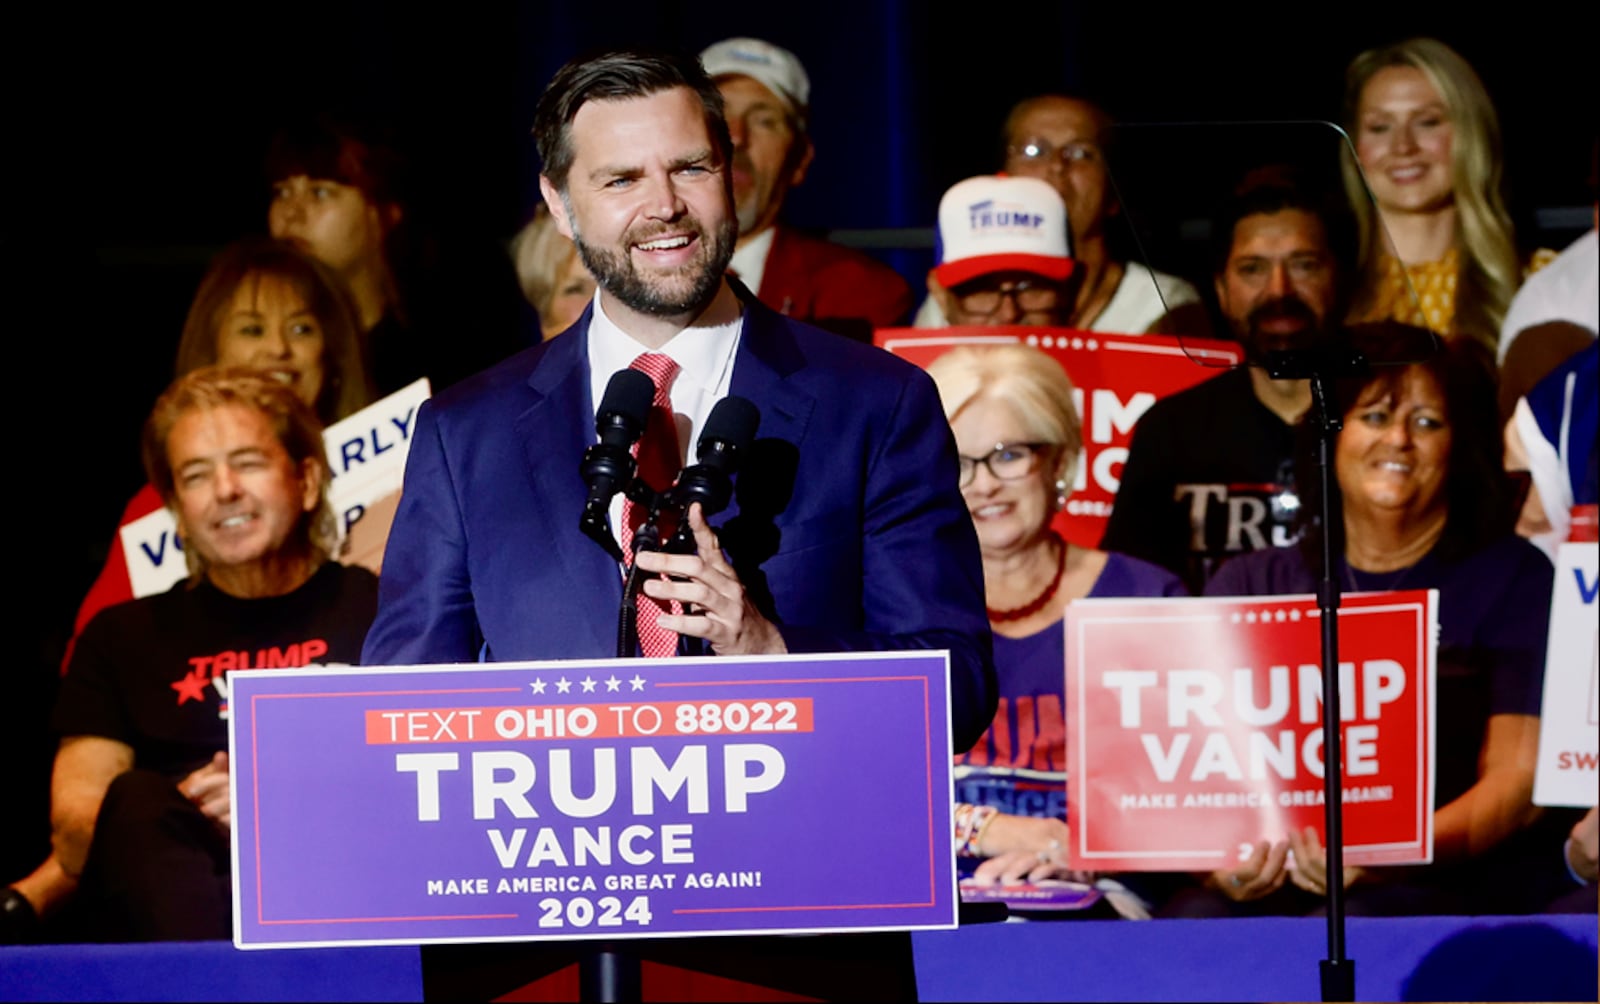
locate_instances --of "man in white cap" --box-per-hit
[700,36,914,338]
[914,94,1206,336]
[924,174,1077,328]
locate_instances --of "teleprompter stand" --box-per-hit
[1264,344,1368,1003]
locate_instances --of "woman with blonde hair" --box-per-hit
[509,203,596,340]
[1341,37,1544,354]
[928,343,1186,916]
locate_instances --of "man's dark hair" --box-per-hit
[533,47,732,191]
[1210,165,1357,283]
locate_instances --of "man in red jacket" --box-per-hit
[700,36,914,339]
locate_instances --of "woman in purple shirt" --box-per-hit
[1182,326,1574,917]
[927,344,1185,914]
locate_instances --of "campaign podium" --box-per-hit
[225,651,964,1001]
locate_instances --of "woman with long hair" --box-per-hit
[60,238,377,676]
[1341,37,1543,354]
[265,113,530,394]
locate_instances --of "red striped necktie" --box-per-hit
[621,352,682,658]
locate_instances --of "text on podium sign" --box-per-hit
[228,651,957,948]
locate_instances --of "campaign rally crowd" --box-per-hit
[2,28,1595,956]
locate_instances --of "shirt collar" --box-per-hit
[728,227,777,295]
[586,288,744,405]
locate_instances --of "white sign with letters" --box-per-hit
[1533,542,1599,807]
[121,379,431,598]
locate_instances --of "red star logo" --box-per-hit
[171,668,208,706]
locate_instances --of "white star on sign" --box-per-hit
[581,676,598,693]
[630,675,647,691]
[605,676,622,692]
[530,679,547,694]
[556,677,572,694]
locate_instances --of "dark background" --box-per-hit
[5,2,1594,885]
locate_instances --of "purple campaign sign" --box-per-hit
[228,650,956,948]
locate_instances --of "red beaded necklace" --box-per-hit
[987,532,1067,623]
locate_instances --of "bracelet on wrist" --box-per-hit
[954,803,999,858]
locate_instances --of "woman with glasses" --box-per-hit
[926,343,1186,915]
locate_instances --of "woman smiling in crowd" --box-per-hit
[1342,37,1547,354]
[1178,325,1576,917]
[60,238,375,676]
[928,344,1185,916]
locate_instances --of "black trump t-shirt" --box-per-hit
[1101,367,1301,594]
[53,562,378,780]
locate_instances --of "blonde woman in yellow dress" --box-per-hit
[1341,37,1552,355]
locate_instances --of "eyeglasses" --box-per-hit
[957,442,1053,487]
[954,280,1061,319]
[1006,138,1100,169]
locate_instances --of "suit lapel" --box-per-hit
[511,311,621,653]
[728,296,815,474]
[722,296,816,538]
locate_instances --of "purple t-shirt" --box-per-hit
[954,552,1187,821]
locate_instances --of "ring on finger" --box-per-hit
[1037,838,1062,865]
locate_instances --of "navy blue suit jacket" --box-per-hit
[360,293,996,751]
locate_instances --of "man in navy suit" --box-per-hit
[361,48,996,755]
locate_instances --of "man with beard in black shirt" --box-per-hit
[1100,171,1353,592]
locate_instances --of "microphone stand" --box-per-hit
[615,478,678,659]
[581,476,680,1002]
[1265,344,1366,1004]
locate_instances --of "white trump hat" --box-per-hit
[933,175,1075,288]
[700,37,811,122]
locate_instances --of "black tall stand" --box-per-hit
[579,482,677,1002]
[1308,373,1355,1003]
[1265,346,1366,1003]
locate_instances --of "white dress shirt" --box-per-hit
[585,291,745,554]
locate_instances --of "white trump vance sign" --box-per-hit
[1533,542,1599,807]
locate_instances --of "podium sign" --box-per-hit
[1065,592,1437,871]
[875,328,1242,549]
[1533,542,1599,807]
[228,651,956,948]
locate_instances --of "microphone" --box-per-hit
[663,395,760,553]
[579,368,655,561]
